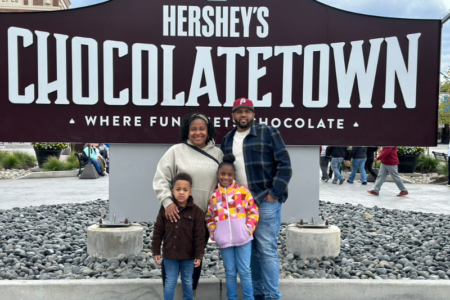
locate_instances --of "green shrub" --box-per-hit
[11,151,36,168]
[0,151,8,165]
[42,157,69,171]
[2,154,21,169]
[415,155,439,172]
[42,156,79,171]
[437,163,449,177]
[65,153,80,169]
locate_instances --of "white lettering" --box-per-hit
[275,45,302,108]
[132,43,158,106]
[85,116,97,126]
[331,38,383,108]
[72,37,99,105]
[161,45,185,106]
[256,7,269,38]
[248,47,272,107]
[8,27,35,104]
[303,44,329,108]
[295,118,305,128]
[187,47,220,107]
[104,40,129,106]
[36,31,69,105]
[218,47,245,106]
[384,33,421,109]
[163,6,176,36]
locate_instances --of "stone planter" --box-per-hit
[398,155,420,173]
[34,149,62,168]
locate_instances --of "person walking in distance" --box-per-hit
[221,98,292,300]
[320,146,330,182]
[326,146,347,185]
[366,147,379,181]
[347,147,368,185]
[367,147,409,197]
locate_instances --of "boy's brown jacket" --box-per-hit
[152,196,205,260]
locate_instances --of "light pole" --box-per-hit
[444,11,450,25]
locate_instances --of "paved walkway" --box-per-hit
[0,174,448,215]
[320,179,450,215]
[0,177,109,210]
[1,144,448,214]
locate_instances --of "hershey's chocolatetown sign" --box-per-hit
[0,0,442,145]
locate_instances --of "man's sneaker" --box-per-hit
[339,179,345,185]
[367,190,379,196]
[362,182,367,185]
[447,182,450,187]
[324,178,329,182]
[332,181,338,184]
[347,180,353,184]
[397,191,409,197]
[254,295,265,300]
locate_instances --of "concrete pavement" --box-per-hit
[0,176,109,210]
[0,173,448,215]
[320,178,450,215]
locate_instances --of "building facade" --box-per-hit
[0,0,71,13]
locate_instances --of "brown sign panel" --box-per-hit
[0,0,441,145]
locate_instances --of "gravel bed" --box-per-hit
[0,169,31,180]
[1,200,450,281]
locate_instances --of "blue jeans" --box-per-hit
[251,200,282,300]
[330,157,344,183]
[348,158,367,183]
[89,159,102,175]
[164,258,194,300]
[221,242,253,300]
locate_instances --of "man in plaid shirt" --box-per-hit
[221,98,292,300]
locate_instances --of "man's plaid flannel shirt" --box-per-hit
[221,123,292,205]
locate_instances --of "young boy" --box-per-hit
[152,173,205,300]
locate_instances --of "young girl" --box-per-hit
[205,154,259,300]
[152,173,205,300]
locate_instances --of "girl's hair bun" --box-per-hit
[223,153,235,164]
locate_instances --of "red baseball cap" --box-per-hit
[232,98,254,112]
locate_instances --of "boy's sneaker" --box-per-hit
[397,191,409,197]
[339,179,345,185]
[367,190,379,196]
[347,180,353,184]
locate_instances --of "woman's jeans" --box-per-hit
[251,200,283,300]
[330,158,344,183]
[89,159,102,175]
[348,158,367,183]
[220,242,253,300]
[164,258,194,300]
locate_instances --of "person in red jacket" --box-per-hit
[367,147,409,197]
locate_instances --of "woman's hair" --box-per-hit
[218,153,236,172]
[173,173,192,187]
[179,113,216,144]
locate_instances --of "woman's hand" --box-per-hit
[194,259,201,268]
[154,255,161,265]
[165,203,180,222]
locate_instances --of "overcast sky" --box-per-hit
[70,0,450,74]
